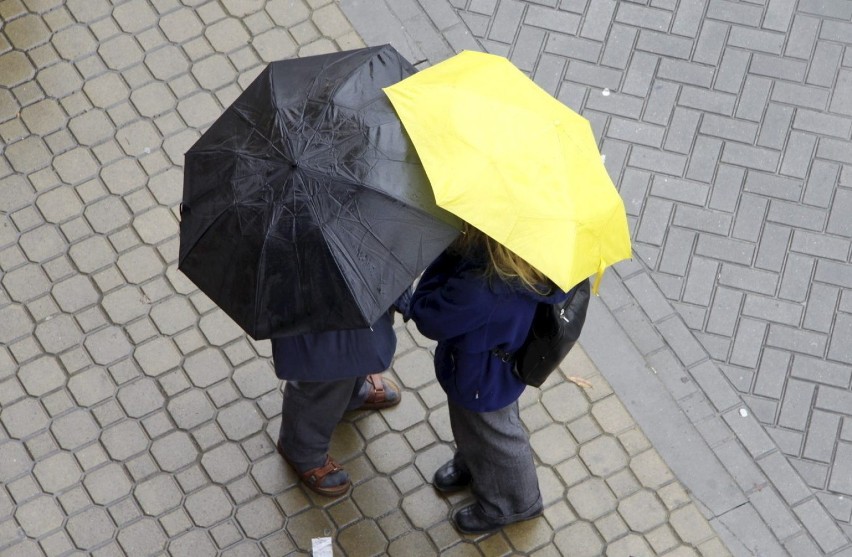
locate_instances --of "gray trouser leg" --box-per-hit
[279,377,366,471]
[448,400,542,523]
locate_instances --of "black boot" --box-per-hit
[433,458,472,492]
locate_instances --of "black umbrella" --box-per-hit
[179,45,460,339]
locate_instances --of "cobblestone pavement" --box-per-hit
[340,0,852,555]
[0,0,732,556]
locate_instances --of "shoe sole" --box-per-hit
[433,480,470,493]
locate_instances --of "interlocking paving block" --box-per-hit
[50,408,100,450]
[579,435,629,477]
[133,474,182,517]
[232,360,278,399]
[117,377,164,418]
[568,477,618,521]
[529,423,578,465]
[100,420,150,461]
[167,389,216,430]
[66,506,116,550]
[217,400,264,441]
[83,462,132,505]
[15,494,65,538]
[365,433,415,475]
[149,296,197,335]
[117,517,168,557]
[235,497,284,539]
[67,367,115,407]
[32,451,80,493]
[401,486,450,530]
[617,489,668,533]
[83,325,132,365]
[17,355,65,397]
[2,398,50,439]
[183,485,232,529]
[201,442,249,484]
[18,225,64,264]
[0,441,33,484]
[553,520,605,557]
[0,51,36,87]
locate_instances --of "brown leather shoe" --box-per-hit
[356,373,402,410]
[277,442,350,497]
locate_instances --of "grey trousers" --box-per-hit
[449,400,543,523]
[279,377,367,471]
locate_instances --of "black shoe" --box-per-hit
[433,459,471,493]
[453,505,502,535]
[453,503,543,535]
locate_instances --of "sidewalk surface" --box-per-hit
[0,0,848,556]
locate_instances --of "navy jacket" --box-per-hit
[271,312,396,381]
[410,249,570,412]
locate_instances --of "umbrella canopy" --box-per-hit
[180,45,460,339]
[383,50,631,292]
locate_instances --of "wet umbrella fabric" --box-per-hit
[179,45,460,339]
[384,50,632,293]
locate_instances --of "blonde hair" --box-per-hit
[452,223,552,295]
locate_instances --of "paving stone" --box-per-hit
[553,520,604,557]
[50,408,100,450]
[167,389,216,430]
[32,451,80,493]
[116,517,168,557]
[252,28,298,62]
[233,497,284,540]
[201,442,249,484]
[0,51,37,88]
[0,440,33,483]
[182,485,232,529]
[100,420,149,461]
[568,477,617,521]
[67,366,115,407]
[83,462,133,505]
[169,530,218,556]
[66,506,116,549]
[2,397,49,439]
[149,296,197,335]
[400,486,449,529]
[529,423,578,465]
[84,325,132,365]
[217,400,264,441]
[232,359,278,399]
[133,474,182,517]
[618,489,668,533]
[670,503,715,545]
[15,494,65,537]
[117,377,165,418]
[579,435,629,478]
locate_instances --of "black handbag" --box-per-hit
[494,278,591,387]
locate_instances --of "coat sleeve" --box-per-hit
[410,266,491,341]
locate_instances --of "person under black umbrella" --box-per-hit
[272,291,410,496]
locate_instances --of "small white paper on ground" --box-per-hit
[312,537,333,557]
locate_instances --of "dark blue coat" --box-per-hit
[271,312,396,381]
[410,250,570,412]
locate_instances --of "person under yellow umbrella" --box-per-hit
[384,49,631,293]
[389,51,632,534]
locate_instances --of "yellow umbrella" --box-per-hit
[383,50,631,293]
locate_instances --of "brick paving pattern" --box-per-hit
[0,0,729,556]
[339,0,852,554]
